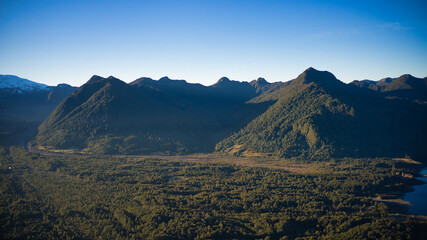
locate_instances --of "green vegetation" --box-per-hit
[1,147,423,239]
[36,68,427,160]
[36,76,272,155]
[18,69,426,239]
[217,68,427,161]
[216,82,352,158]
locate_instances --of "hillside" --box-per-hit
[37,76,274,154]
[216,68,427,160]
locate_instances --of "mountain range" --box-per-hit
[36,75,275,154]
[32,68,427,160]
[1,69,426,161]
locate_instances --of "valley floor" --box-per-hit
[1,146,426,239]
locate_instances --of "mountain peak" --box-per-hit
[137,77,154,81]
[129,77,154,87]
[211,77,233,87]
[159,76,171,81]
[86,75,124,85]
[296,67,342,89]
[56,83,73,88]
[87,75,105,83]
[377,75,415,86]
[397,74,414,81]
[250,77,270,90]
[256,77,268,85]
[305,67,317,72]
[302,67,328,76]
[217,77,230,83]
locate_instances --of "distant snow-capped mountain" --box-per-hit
[0,75,49,93]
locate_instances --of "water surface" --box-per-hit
[404,167,427,215]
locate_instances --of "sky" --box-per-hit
[1,0,427,86]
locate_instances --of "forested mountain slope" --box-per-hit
[36,68,427,160]
[37,76,274,154]
[216,68,427,160]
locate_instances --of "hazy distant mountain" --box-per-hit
[37,75,273,154]
[216,68,427,160]
[351,74,427,101]
[0,75,76,146]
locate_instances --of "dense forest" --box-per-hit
[216,68,427,160]
[1,147,426,239]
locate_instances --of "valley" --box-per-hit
[1,68,427,239]
[1,147,426,239]
[2,1,427,238]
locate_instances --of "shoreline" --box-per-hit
[373,165,427,218]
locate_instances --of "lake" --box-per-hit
[404,167,427,215]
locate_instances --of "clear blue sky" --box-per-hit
[1,0,426,86]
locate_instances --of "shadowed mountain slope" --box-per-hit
[37,76,274,154]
